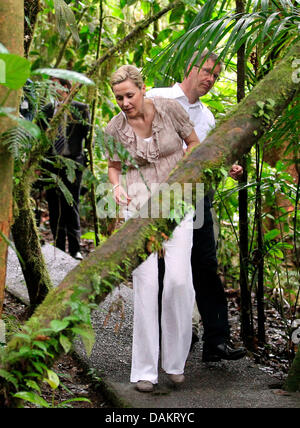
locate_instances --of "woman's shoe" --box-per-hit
[168,374,185,384]
[135,380,154,392]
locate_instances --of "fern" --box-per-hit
[0,369,18,390]
[0,126,35,160]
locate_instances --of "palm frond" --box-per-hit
[144,2,300,84]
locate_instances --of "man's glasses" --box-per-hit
[194,65,220,81]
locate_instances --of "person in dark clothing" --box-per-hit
[41,77,90,260]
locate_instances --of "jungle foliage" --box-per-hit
[0,0,299,407]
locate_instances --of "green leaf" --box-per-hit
[169,4,186,23]
[0,369,18,390]
[58,397,91,406]
[0,107,41,139]
[59,334,72,354]
[220,166,228,177]
[31,361,48,375]
[33,341,48,353]
[264,229,280,241]
[44,369,60,390]
[11,116,41,139]
[206,99,225,112]
[266,98,275,108]
[0,54,31,89]
[124,0,137,5]
[72,324,95,357]
[273,248,284,259]
[50,319,69,333]
[53,0,80,46]
[32,68,95,86]
[13,391,50,408]
[141,0,151,15]
[25,380,41,394]
[81,231,95,240]
[257,101,265,109]
[50,173,74,206]
[155,29,173,45]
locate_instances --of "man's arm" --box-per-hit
[183,129,200,154]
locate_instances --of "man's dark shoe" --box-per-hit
[202,342,246,362]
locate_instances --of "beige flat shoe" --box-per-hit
[168,374,185,384]
[135,380,154,392]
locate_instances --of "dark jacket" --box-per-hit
[41,100,90,165]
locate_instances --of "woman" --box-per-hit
[105,65,200,392]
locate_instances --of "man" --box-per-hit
[147,50,246,362]
[41,77,90,260]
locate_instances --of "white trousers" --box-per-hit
[130,215,195,384]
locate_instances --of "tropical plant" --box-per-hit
[145,0,300,84]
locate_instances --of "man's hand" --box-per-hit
[229,164,243,181]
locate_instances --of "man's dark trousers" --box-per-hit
[191,196,230,346]
[41,100,89,257]
[46,166,82,256]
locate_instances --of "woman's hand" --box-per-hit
[108,160,131,205]
[113,184,132,206]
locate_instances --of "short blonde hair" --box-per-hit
[110,65,144,89]
[190,49,223,72]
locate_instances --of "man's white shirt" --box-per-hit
[146,83,215,143]
[147,82,218,224]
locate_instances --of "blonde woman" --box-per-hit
[105,65,200,392]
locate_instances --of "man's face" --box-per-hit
[51,78,69,100]
[189,59,221,97]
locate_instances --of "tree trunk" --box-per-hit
[238,156,253,345]
[0,41,299,405]
[11,176,52,311]
[86,0,103,246]
[236,0,253,348]
[255,143,265,344]
[24,0,40,57]
[0,0,24,318]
